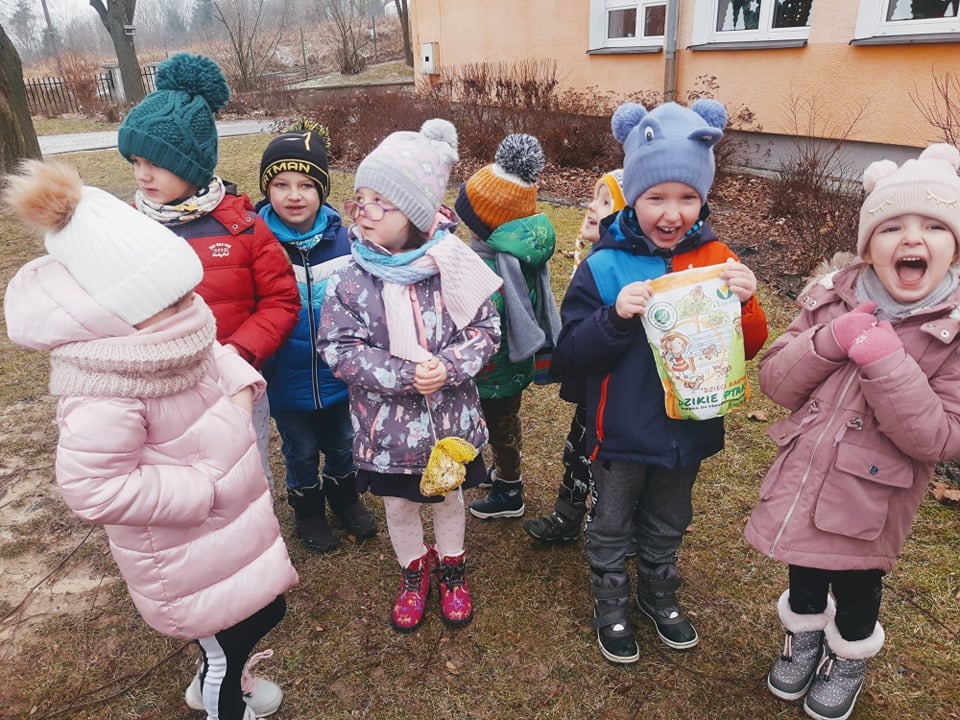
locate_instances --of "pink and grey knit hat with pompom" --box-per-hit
[354,118,459,232]
[858,143,960,257]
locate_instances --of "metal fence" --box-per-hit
[24,65,159,116]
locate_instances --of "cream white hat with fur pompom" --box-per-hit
[858,143,960,257]
[2,159,202,326]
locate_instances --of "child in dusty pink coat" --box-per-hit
[3,160,298,720]
[746,144,960,720]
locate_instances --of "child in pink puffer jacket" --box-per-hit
[3,160,298,720]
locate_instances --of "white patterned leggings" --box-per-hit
[383,489,466,567]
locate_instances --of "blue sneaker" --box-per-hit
[469,478,524,519]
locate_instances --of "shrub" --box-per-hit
[768,93,868,276]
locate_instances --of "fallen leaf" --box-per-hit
[930,481,960,503]
[747,410,769,422]
[445,661,459,675]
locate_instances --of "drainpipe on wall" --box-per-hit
[663,0,679,102]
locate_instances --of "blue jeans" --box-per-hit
[272,402,354,491]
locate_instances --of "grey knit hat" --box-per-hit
[612,100,727,205]
[353,119,458,232]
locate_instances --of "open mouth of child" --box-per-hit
[896,256,927,284]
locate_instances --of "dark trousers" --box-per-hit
[560,403,592,504]
[789,565,884,641]
[586,459,699,573]
[480,394,523,482]
[272,402,354,491]
[197,594,286,720]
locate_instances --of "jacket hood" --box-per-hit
[597,204,714,256]
[5,256,133,351]
[483,212,556,266]
[798,252,861,297]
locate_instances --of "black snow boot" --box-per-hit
[635,561,699,650]
[323,472,377,540]
[287,484,339,552]
[591,571,640,664]
[523,490,587,543]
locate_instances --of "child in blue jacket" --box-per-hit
[257,126,377,552]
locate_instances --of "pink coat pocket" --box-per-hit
[814,442,913,541]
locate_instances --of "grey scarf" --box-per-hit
[856,265,959,322]
[470,239,562,362]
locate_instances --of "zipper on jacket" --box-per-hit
[767,367,859,558]
[590,373,611,462]
[302,247,322,409]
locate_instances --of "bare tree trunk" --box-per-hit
[89,0,144,104]
[393,0,413,67]
[39,0,65,75]
[0,23,42,174]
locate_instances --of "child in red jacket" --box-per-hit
[118,53,300,490]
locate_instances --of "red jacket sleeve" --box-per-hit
[225,217,300,368]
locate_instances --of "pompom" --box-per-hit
[422,118,458,149]
[2,159,82,235]
[691,99,728,131]
[155,53,231,112]
[611,103,648,145]
[286,118,332,152]
[495,133,544,184]
[862,159,898,193]
[919,143,960,171]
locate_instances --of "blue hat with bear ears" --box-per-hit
[612,100,727,206]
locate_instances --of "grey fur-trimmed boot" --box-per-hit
[803,621,885,720]
[767,590,836,701]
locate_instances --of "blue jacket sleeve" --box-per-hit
[552,262,639,378]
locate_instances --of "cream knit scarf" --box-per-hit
[135,176,226,226]
[48,303,217,398]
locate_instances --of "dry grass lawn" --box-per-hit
[1,136,958,720]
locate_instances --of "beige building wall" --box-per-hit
[410,0,959,150]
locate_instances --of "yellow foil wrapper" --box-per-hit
[419,436,479,497]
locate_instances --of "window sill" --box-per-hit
[850,32,960,45]
[687,38,807,51]
[587,45,664,55]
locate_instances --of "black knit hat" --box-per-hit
[259,127,331,204]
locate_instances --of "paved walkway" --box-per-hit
[38,119,272,156]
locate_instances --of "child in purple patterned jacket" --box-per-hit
[318,119,502,632]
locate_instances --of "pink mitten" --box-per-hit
[848,321,903,366]
[831,301,878,353]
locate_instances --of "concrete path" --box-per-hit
[38,119,273,156]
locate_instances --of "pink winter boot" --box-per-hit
[391,549,434,632]
[437,553,473,627]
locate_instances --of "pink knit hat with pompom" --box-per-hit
[858,143,960,257]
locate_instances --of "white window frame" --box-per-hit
[854,0,960,41]
[589,0,666,51]
[691,0,812,46]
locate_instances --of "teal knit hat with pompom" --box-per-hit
[118,53,231,189]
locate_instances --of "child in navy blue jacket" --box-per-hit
[553,101,768,664]
[258,126,377,552]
